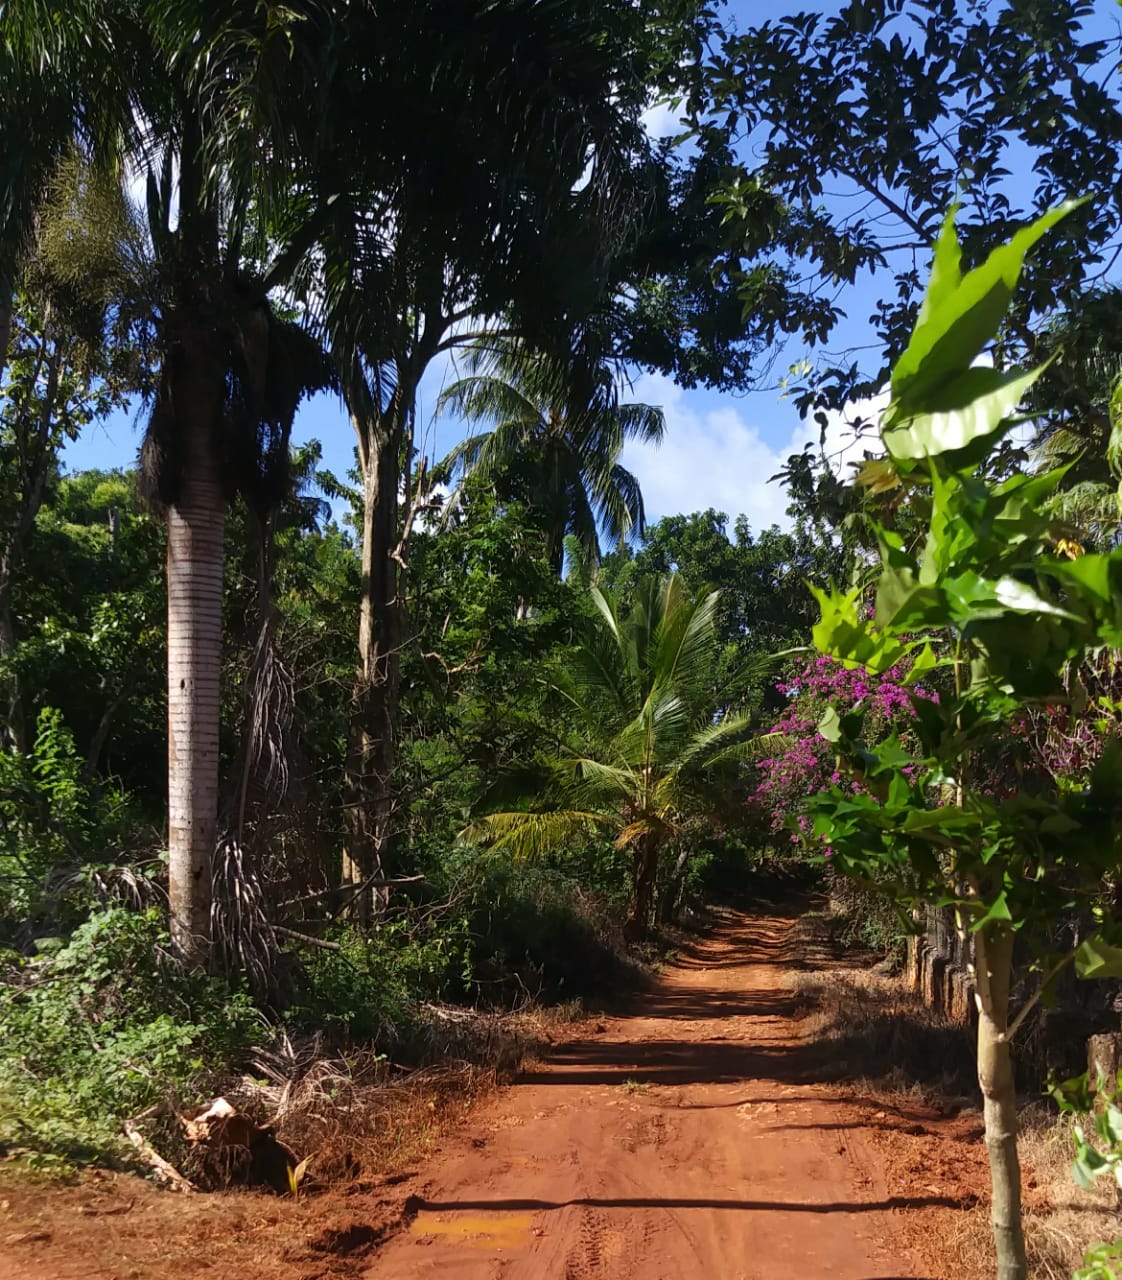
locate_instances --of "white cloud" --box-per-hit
[817,389,889,479]
[621,374,894,534]
[621,373,814,532]
[640,98,682,141]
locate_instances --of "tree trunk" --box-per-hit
[0,335,63,756]
[974,922,1027,1280]
[166,347,225,967]
[0,282,12,390]
[659,846,691,924]
[341,413,403,921]
[0,568,28,754]
[624,838,659,941]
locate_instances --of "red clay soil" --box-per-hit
[0,907,987,1280]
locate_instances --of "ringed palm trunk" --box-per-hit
[341,411,403,921]
[974,921,1027,1280]
[166,341,225,966]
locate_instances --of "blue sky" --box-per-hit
[59,0,1122,536]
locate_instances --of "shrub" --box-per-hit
[0,707,148,940]
[0,908,260,1168]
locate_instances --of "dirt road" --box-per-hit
[371,908,943,1280]
[1,906,978,1279]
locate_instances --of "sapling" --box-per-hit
[810,200,1122,1280]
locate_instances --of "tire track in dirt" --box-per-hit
[366,906,948,1280]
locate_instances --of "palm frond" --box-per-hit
[614,816,676,850]
[461,809,611,860]
[438,374,540,433]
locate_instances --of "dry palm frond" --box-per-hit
[211,837,278,1003]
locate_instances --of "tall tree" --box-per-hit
[440,342,666,577]
[304,0,674,914]
[0,157,144,754]
[2,1,341,963]
[706,0,1122,417]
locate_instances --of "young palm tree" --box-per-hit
[465,575,780,939]
[439,341,665,576]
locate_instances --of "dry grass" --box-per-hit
[790,945,977,1098]
[791,917,1122,1278]
[945,1105,1122,1280]
[143,998,587,1194]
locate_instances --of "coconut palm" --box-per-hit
[465,575,780,939]
[440,342,665,576]
[1025,287,1122,546]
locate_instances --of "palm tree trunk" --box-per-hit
[342,412,402,921]
[625,837,660,941]
[659,846,692,924]
[974,921,1027,1280]
[166,346,225,967]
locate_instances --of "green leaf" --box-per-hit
[991,577,1080,621]
[1075,935,1122,980]
[890,201,1085,411]
[906,642,938,680]
[883,364,1046,470]
[970,891,1013,931]
[900,806,979,834]
[818,705,842,744]
[810,584,908,673]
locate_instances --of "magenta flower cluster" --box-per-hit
[750,653,921,851]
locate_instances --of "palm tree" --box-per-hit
[440,342,665,576]
[1025,287,1122,546]
[0,1,133,386]
[2,2,340,964]
[464,575,779,939]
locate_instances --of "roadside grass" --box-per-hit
[789,915,977,1097]
[944,1104,1122,1279]
[790,912,1122,1279]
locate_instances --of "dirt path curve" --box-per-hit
[372,906,939,1280]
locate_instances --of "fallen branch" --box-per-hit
[123,1118,195,1193]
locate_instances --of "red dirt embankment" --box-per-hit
[0,907,982,1279]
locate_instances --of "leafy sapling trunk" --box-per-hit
[974,923,1026,1280]
[809,200,1122,1279]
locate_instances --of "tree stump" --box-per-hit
[1087,1033,1122,1091]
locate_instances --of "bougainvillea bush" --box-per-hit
[748,652,926,857]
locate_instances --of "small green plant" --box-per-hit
[619,1078,650,1095]
[1076,1240,1122,1280]
[1049,1071,1122,1191]
[1047,1073,1122,1280]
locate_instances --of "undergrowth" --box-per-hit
[0,853,633,1179]
[0,908,261,1170]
